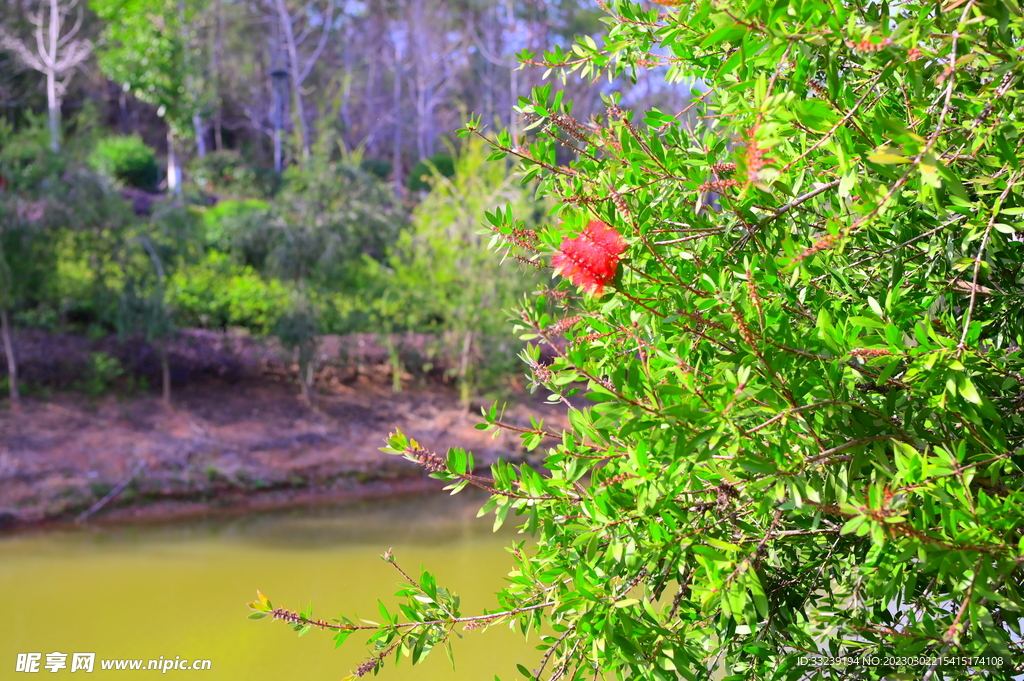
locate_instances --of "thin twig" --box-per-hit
[75,460,146,523]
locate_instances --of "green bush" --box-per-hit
[188,150,258,196]
[199,198,270,251]
[228,156,405,283]
[406,152,455,193]
[1,162,134,333]
[169,251,291,334]
[253,0,1024,679]
[88,135,159,191]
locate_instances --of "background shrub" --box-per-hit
[88,135,160,191]
[406,152,455,193]
[188,150,258,195]
[169,251,290,334]
[359,157,393,181]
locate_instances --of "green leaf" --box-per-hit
[868,149,910,164]
[958,375,982,404]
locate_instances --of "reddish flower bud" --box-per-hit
[551,220,627,296]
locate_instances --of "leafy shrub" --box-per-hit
[188,150,258,195]
[226,156,406,283]
[1,163,133,332]
[252,1,1024,679]
[88,135,159,191]
[406,152,455,193]
[199,198,270,251]
[169,252,290,334]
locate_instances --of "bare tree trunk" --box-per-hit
[160,339,171,408]
[505,0,519,143]
[193,114,207,157]
[392,40,403,197]
[1,304,20,412]
[273,124,283,173]
[387,335,402,394]
[300,356,316,408]
[45,0,60,150]
[212,0,224,151]
[272,0,311,161]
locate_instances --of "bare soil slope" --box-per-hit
[0,375,565,528]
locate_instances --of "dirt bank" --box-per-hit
[0,374,567,531]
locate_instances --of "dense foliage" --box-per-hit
[0,111,542,404]
[88,135,160,191]
[251,0,1024,679]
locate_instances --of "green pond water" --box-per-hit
[0,491,539,680]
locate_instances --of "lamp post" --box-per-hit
[270,58,289,174]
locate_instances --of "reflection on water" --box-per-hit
[0,491,538,680]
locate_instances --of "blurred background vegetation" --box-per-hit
[0,0,694,407]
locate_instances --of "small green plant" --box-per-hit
[274,295,320,406]
[79,351,124,397]
[88,135,160,191]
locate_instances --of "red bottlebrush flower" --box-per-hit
[551,220,627,296]
[743,128,774,183]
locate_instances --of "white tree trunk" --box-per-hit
[46,0,60,151]
[46,69,60,151]
[167,129,181,194]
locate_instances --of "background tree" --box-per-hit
[221,137,406,404]
[250,0,1024,679]
[384,138,541,403]
[116,203,200,407]
[0,0,92,151]
[264,0,333,162]
[92,0,207,193]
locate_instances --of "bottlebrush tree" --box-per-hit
[249,0,1024,679]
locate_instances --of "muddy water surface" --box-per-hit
[0,492,537,680]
